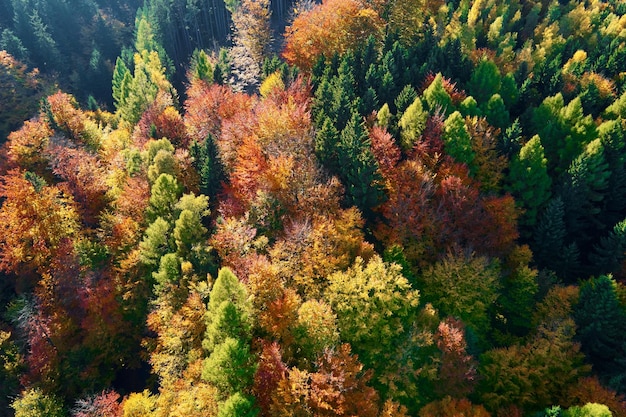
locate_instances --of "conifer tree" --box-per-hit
[337,112,386,215]
[574,275,626,392]
[398,97,427,151]
[468,57,501,105]
[202,268,257,405]
[442,111,475,169]
[422,73,454,115]
[507,135,552,229]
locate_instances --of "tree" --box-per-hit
[325,256,419,368]
[398,97,428,151]
[420,252,501,340]
[468,57,501,105]
[336,113,386,215]
[11,388,64,417]
[507,135,552,229]
[435,318,478,398]
[443,111,475,170]
[0,170,80,276]
[122,390,157,417]
[574,275,626,392]
[422,73,454,115]
[202,268,257,403]
[283,0,384,72]
[147,173,183,222]
[419,397,490,417]
[589,219,626,277]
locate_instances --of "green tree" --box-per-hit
[420,252,501,340]
[468,57,501,105]
[147,173,183,222]
[202,268,257,400]
[189,134,225,205]
[325,256,419,368]
[422,73,454,115]
[564,403,612,417]
[337,113,386,215]
[218,393,258,417]
[398,97,428,151]
[484,93,509,130]
[589,219,626,276]
[574,275,626,391]
[139,216,172,267]
[152,252,181,292]
[532,197,580,279]
[506,134,552,229]
[11,388,64,417]
[190,49,214,83]
[443,111,475,169]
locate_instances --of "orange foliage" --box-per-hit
[0,169,80,276]
[6,118,52,174]
[134,91,188,149]
[419,397,491,417]
[283,0,384,71]
[565,377,626,417]
[271,344,380,416]
[47,92,89,143]
[47,143,111,226]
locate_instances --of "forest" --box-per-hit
[1,0,626,415]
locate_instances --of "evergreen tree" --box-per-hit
[468,57,501,105]
[398,96,427,151]
[485,94,509,130]
[202,268,257,405]
[533,197,580,280]
[337,112,386,215]
[574,275,626,392]
[589,219,626,276]
[189,134,225,205]
[443,111,475,169]
[507,135,552,229]
[422,73,454,115]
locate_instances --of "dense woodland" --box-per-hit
[1,0,626,415]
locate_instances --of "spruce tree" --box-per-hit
[507,135,552,229]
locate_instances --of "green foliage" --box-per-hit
[325,256,419,366]
[189,134,225,203]
[153,252,181,290]
[202,337,257,397]
[11,388,64,417]
[443,111,475,168]
[398,96,428,151]
[484,93,509,130]
[420,252,501,339]
[147,173,183,222]
[564,403,612,417]
[139,217,172,267]
[337,113,386,215]
[574,275,626,391]
[469,57,501,105]
[507,134,552,229]
[218,393,258,417]
[422,73,454,115]
[190,49,214,83]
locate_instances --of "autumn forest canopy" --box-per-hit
[1,0,626,415]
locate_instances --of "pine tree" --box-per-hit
[468,57,501,105]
